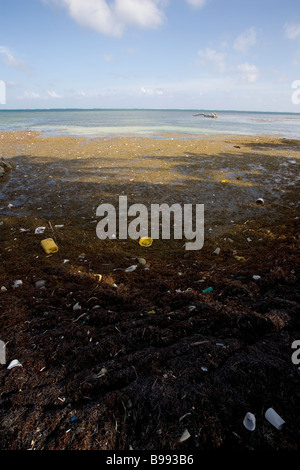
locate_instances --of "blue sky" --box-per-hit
[0,0,300,111]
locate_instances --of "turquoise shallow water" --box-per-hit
[0,109,299,138]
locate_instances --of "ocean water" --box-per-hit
[0,109,299,139]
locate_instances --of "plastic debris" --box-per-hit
[73,302,81,311]
[94,274,102,282]
[256,198,264,205]
[253,275,261,280]
[139,237,153,247]
[125,265,137,272]
[235,255,246,262]
[136,257,147,265]
[243,412,256,431]
[41,238,58,254]
[35,280,46,288]
[7,359,22,370]
[213,247,220,255]
[202,287,213,293]
[179,429,191,443]
[12,280,22,289]
[35,227,46,234]
[265,408,285,430]
[1,286,7,292]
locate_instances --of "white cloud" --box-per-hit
[234,27,257,53]
[50,0,165,36]
[20,91,41,99]
[198,48,227,73]
[185,0,207,8]
[284,23,300,40]
[0,45,27,70]
[141,86,164,95]
[236,62,259,83]
[47,90,62,98]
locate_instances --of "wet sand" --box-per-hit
[0,131,299,451]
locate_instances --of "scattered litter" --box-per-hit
[54,225,64,228]
[12,280,23,289]
[213,247,220,255]
[63,259,70,264]
[179,429,191,442]
[247,238,252,242]
[243,412,256,431]
[1,286,7,292]
[70,417,77,423]
[41,238,58,254]
[136,257,147,265]
[139,237,153,247]
[253,275,261,281]
[73,302,81,311]
[20,228,29,232]
[256,198,264,205]
[188,305,196,312]
[201,366,208,372]
[202,287,213,293]
[94,274,102,282]
[125,265,137,272]
[35,280,46,288]
[221,179,228,183]
[7,359,22,370]
[35,227,46,234]
[265,408,285,430]
[235,256,246,262]
[7,203,14,208]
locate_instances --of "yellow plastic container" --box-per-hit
[139,237,153,247]
[41,238,59,254]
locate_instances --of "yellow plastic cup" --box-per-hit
[139,237,153,247]
[41,238,58,254]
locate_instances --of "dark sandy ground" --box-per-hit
[0,131,299,451]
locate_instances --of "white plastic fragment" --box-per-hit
[1,286,7,292]
[7,359,22,370]
[243,412,256,431]
[253,275,261,280]
[73,302,81,311]
[213,247,221,255]
[35,280,46,288]
[179,429,191,442]
[12,280,23,288]
[256,198,264,205]
[265,408,285,430]
[35,227,46,234]
[125,265,137,272]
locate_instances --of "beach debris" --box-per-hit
[94,274,102,282]
[136,257,147,265]
[265,408,285,430]
[7,359,22,370]
[179,429,191,443]
[213,247,221,255]
[73,302,81,311]
[235,255,246,262]
[202,287,213,293]
[7,203,14,209]
[221,179,228,183]
[201,366,208,372]
[12,280,23,289]
[252,275,261,281]
[256,198,264,205]
[35,280,46,289]
[41,238,58,254]
[243,412,256,431]
[1,286,7,292]
[35,227,46,234]
[54,225,64,228]
[139,237,153,247]
[125,265,138,273]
